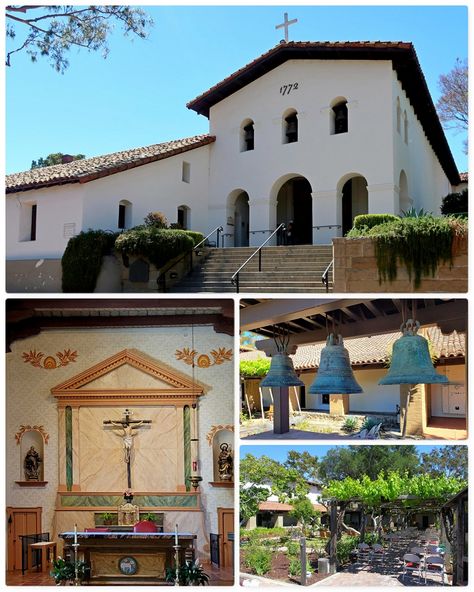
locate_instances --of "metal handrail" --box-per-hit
[312,224,342,230]
[322,258,334,293]
[231,223,286,293]
[157,225,223,292]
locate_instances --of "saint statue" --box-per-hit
[24,445,41,481]
[218,443,233,481]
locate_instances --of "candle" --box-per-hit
[175,523,179,545]
[74,523,78,544]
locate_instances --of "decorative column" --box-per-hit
[190,403,199,478]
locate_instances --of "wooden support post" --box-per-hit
[300,537,307,586]
[329,501,337,574]
[273,386,290,434]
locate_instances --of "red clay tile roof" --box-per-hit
[6,135,215,194]
[187,41,459,185]
[258,501,327,513]
[241,327,465,370]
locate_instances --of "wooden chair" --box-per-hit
[402,553,422,583]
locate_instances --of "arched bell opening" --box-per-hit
[275,176,313,245]
[340,174,368,235]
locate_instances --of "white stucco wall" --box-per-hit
[303,367,400,414]
[391,74,452,214]
[207,59,396,244]
[6,324,233,546]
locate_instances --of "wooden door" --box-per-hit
[7,507,42,571]
[217,507,234,568]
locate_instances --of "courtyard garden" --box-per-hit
[240,446,467,586]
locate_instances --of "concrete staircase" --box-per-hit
[169,245,333,293]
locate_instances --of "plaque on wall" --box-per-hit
[118,556,138,575]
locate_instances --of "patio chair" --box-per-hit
[357,543,371,562]
[367,423,382,439]
[402,553,422,583]
[371,543,385,563]
[424,555,445,585]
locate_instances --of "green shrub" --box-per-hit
[289,557,302,576]
[286,540,300,557]
[441,189,468,216]
[115,227,194,269]
[341,417,358,433]
[346,215,467,288]
[361,417,379,431]
[401,207,432,218]
[184,230,205,246]
[240,359,271,378]
[244,546,272,575]
[62,229,117,292]
[352,214,399,231]
[336,535,358,565]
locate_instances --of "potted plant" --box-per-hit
[165,560,210,585]
[99,512,114,525]
[141,512,156,522]
[50,557,88,585]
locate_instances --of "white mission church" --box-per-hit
[6,39,462,289]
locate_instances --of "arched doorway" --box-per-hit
[177,205,190,229]
[234,191,249,247]
[276,177,313,245]
[341,175,368,235]
[399,170,410,213]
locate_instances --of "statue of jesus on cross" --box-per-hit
[103,409,151,488]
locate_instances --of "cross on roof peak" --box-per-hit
[275,12,298,43]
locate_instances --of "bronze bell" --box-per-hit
[379,320,449,385]
[260,352,304,387]
[309,333,363,394]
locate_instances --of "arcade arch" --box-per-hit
[274,175,313,245]
[338,174,369,235]
[227,190,250,247]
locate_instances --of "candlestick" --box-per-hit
[74,523,78,545]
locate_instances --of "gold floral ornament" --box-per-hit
[175,347,232,368]
[15,425,50,445]
[22,349,78,369]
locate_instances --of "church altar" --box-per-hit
[60,531,196,583]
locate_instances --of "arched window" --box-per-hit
[283,110,298,143]
[403,111,408,144]
[332,101,348,134]
[396,98,401,133]
[118,200,132,230]
[240,119,254,152]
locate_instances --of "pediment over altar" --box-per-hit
[51,349,204,406]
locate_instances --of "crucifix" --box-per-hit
[103,409,151,489]
[275,12,298,43]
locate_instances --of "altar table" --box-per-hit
[59,531,196,583]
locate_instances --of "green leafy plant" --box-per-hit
[361,417,380,431]
[99,511,114,524]
[346,215,467,288]
[115,227,195,269]
[288,556,302,576]
[240,359,271,378]
[50,557,88,584]
[184,230,205,246]
[62,229,117,292]
[286,540,300,557]
[352,214,400,231]
[141,512,156,522]
[440,189,468,216]
[401,207,432,218]
[165,560,209,585]
[341,417,359,433]
[243,546,272,576]
[336,535,358,565]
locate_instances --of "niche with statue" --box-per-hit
[207,426,234,487]
[15,425,49,486]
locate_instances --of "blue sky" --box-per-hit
[239,444,460,464]
[5,4,467,174]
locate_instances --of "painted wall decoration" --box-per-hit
[175,347,232,368]
[206,424,235,446]
[15,424,50,445]
[22,349,78,369]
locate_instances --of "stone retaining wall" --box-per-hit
[333,236,468,292]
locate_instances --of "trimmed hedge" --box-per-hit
[184,230,205,246]
[352,214,400,230]
[115,227,195,269]
[62,230,117,293]
[240,359,271,378]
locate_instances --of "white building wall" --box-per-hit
[391,74,452,214]
[208,59,396,245]
[6,184,84,259]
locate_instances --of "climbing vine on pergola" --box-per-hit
[322,471,466,570]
